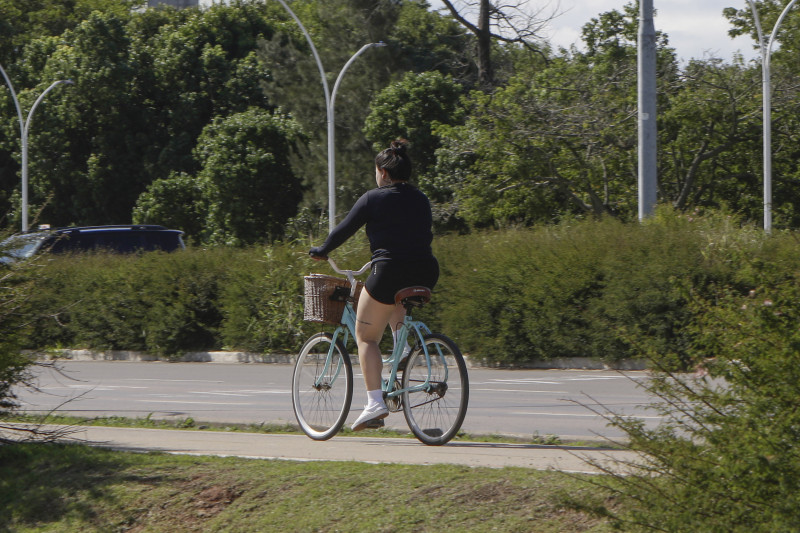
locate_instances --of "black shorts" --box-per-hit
[365,257,440,305]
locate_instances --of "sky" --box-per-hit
[199,0,759,63]
[538,0,758,63]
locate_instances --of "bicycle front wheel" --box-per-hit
[401,333,469,445]
[292,332,353,440]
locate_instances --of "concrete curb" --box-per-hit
[32,349,648,370]
[35,349,293,365]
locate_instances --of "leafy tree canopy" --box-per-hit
[135,108,305,245]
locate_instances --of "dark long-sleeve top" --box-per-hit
[312,182,434,262]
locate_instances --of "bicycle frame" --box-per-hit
[320,258,447,398]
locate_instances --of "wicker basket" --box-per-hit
[304,274,364,325]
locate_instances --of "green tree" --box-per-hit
[363,70,466,174]
[389,0,474,80]
[432,44,644,226]
[133,1,275,178]
[723,0,800,226]
[1,2,278,229]
[258,0,401,217]
[431,3,766,228]
[258,0,474,221]
[134,108,305,245]
[131,172,207,243]
[724,0,800,62]
[658,58,763,215]
[0,0,141,64]
[0,0,142,221]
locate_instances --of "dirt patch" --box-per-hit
[194,484,243,518]
[455,479,532,506]
[126,473,246,531]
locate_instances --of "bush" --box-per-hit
[0,248,39,412]
[218,245,309,353]
[23,250,230,356]
[593,269,800,531]
[16,209,800,367]
[435,212,756,366]
[19,238,373,357]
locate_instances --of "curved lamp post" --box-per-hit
[746,0,798,232]
[0,63,73,232]
[274,0,385,232]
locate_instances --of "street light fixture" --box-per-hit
[274,0,386,232]
[0,63,73,231]
[746,0,798,233]
[327,42,386,231]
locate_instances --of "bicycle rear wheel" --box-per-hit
[292,332,353,440]
[401,333,469,445]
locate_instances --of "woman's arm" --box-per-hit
[309,192,370,258]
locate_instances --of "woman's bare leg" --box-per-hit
[355,291,396,392]
[388,305,406,345]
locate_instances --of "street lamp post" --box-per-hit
[638,0,658,221]
[746,0,798,233]
[0,63,73,232]
[274,0,385,232]
[327,42,386,231]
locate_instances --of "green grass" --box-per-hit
[0,442,618,532]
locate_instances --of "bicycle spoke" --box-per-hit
[402,334,469,445]
[292,333,353,440]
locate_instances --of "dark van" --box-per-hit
[0,225,185,264]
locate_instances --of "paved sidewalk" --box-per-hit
[1,425,644,475]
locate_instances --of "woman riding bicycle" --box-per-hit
[309,139,439,431]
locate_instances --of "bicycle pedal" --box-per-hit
[364,418,385,429]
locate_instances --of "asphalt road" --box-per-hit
[14,361,662,442]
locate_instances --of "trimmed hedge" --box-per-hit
[18,210,800,366]
[21,245,311,357]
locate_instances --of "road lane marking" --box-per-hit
[65,384,148,389]
[121,379,225,383]
[473,388,568,394]
[135,400,254,405]
[565,377,626,381]
[191,390,292,395]
[488,379,562,385]
[188,391,251,397]
[512,411,665,419]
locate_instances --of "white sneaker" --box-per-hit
[351,404,389,431]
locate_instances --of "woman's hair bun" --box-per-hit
[375,138,412,180]
[390,139,408,155]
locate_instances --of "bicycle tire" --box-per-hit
[292,332,353,440]
[401,333,469,445]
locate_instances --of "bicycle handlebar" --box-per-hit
[326,258,371,281]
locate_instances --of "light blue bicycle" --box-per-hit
[292,258,469,446]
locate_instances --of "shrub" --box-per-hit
[435,213,746,365]
[594,271,800,531]
[16,209,800,367]
[19,236,375,357]
[23,250,229,356]
[0,244,40,412]
[218,244,309,353]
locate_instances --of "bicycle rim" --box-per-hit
[292,332,353,440]
[401,333,469,445]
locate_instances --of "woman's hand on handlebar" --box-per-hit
[309,247,328,261]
